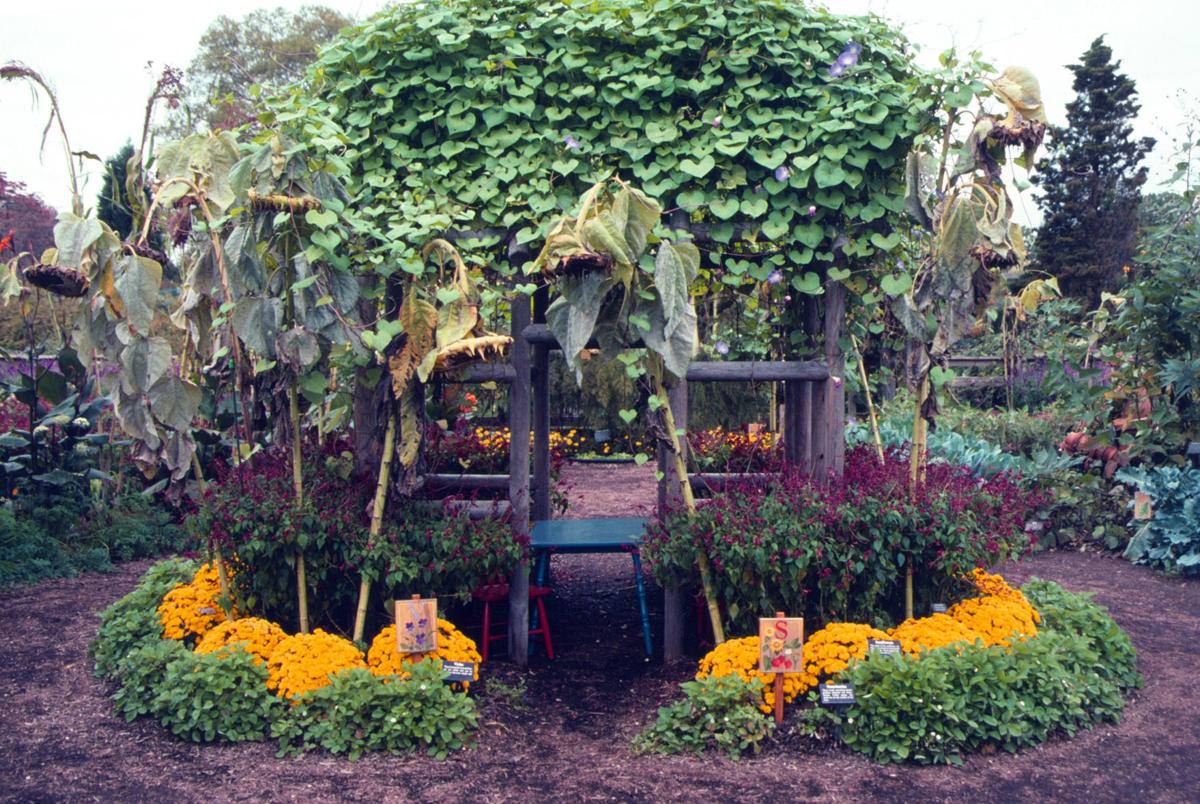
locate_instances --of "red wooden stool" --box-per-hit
[473,582,554,662]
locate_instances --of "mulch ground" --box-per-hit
[1,463,1199,803]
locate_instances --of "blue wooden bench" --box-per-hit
[530,517,653,657]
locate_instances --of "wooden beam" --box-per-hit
[657,380,688,663]
[424,474,510,493]
[415,499,512,520]
[507,294,531,666]
[523,324,830,382]
[443,363,516,384]
[685,360,829,382]
[946,355,1004,369]
[532,286,552,522]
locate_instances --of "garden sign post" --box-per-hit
[759,612,803,726]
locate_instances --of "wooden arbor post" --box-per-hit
[507,293,532,665]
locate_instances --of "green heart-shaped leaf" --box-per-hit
[618,408,638,424]
[709,197,740,220]
[678,155,716,178]
[880,274,913,296]
[869,231,902,251]
[828,267,851,281]
[750,148,787,170]
[304,209,337,229]
[741,195,768,217]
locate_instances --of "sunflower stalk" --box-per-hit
[353,407,397,643]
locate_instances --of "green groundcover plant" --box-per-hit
[93,559,480,757]
[807,580,1141,764]
[632,674,773,760]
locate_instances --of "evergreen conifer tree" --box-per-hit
[1033,36,1155,306]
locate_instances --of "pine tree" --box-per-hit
[97,142,135,238]
[1033,36,1155,307]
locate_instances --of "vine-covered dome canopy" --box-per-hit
[309,0,934,289]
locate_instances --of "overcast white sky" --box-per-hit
[3,0,1197,217]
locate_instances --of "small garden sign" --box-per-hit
[396,595,438,654]
[759,614,803,724]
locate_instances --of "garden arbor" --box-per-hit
[308,0,943,661]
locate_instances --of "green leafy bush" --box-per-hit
[645,446,1042,630]
[111,639,191,722]
[153,647,284,742]
[272,662,478,759]
[1116,466,1200,575]
[1022,578,1141,693]
[86,492,187,562]
[809,580,1139,764]
[632,674,773,760]
[90,557,197,678]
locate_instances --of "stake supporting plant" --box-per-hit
[353,406,397,643]
[654,367,724,645]
[852,334,886,465]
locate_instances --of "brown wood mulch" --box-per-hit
[1,463,1198,803]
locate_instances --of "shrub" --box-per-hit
[191,441,366,629]
[645,446,1043,630]
[810,580,1139,764]
[1116,465,1200,575]
[632,674,773,760]
[85,492,187,562]
[152,647,284,742]
[273,662,478,759]
[0,494,187,589]
[90,557,198,678]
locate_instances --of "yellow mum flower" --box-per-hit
[266,629,366,700]
[195,617,287,665]
[157,562,229,642]
[367,619,481,691]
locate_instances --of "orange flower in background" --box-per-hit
[157,562,230,642]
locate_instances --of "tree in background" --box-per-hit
[0,172,56,257]
[1032,36,1155,308]
[169,5,351,134]
[97,142,136,238]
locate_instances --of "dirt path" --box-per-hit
[1,466,1198,801]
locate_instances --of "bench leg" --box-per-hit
[632,550,653,658]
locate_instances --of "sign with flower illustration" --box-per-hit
[758,616,804,674]
[396,596,438,654]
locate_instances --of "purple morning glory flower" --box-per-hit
[828,62,846,78]
[712,115,723,128]
[896,260,906,271]
[774,165,791,182]
[807,205,817,217]
[767,270,784,285]
[845,42,862,56]
[837,50,858,68]
[563,134,581,150]
[715,341,730,356]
